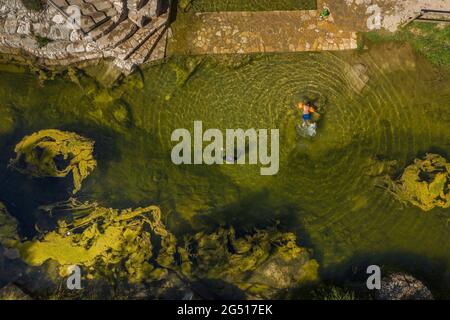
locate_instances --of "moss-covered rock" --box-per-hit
[9,129,97,194]
[185,227,319,299]
[382,153,450,211]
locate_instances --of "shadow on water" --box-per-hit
[191,189,314,249]
[190,279,246,300]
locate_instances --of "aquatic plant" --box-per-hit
[67,67,132,131]
[382,153,450,211]
[185,227,319,299]
[14,197,318,298]
[0,107,15,135]
[169,57,203,87]
[313,286,356,300]
[178,0,194,12]
[19,199,180,283]
[9,129,97,194]
[0,202,19,248]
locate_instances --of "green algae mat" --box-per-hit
[0,42,450,294]
[184,0,317,12]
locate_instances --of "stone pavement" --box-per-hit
[174,10,358,55]
[169,0,362,55]
[169,0,450,55]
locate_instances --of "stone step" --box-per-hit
[88,18,116,40]
[147,27,168,63]
[128,25,167,65]
[113,13,168,60]
[96,18,139,49]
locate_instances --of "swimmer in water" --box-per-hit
[297,101,316,127]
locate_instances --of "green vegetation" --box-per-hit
[9,129,97,194]
[379,154,450,211]
[364,22,450,67]
[16,198,317,297]
[187,227,319,298]
[0,47,449,297]
[0,202,19,248]
[182,0,317,12]
[313,286,356,300]
[21,0,45,11]
[35,35,53,48]
[19,200,177,283]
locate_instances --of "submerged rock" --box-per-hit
[187,227,319,299]
[0,283,31,300]
[0,202,19,249]
[346,63,369,93]
[377,273,433,300]
[382,153,450,211]
[9,129,97,194]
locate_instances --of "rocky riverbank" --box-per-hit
[0,0,170,72]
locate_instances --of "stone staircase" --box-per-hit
[47,0,171,71]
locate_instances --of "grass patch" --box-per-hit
[313,286,357,300]
[364,22,450,67]
[180,0,317,12]
[35,36,54,48]
[21,0,46,11]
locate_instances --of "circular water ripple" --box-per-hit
[128,50,450,270]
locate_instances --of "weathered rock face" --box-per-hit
[377,273,433,300]
[9,129,97,194]
[381,153,450,211]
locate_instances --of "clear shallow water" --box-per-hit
[0,43,449,292]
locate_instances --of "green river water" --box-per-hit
[0,42,449,293]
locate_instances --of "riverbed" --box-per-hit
[0,42,449,294]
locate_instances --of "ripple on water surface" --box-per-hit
[0,43,449,287]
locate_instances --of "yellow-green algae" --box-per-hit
[187,227,319,298]
[9,129,97,194]
[19,199,177,283]
[0,44,449,294]
[382,154,450,211]
[17,199,317,297]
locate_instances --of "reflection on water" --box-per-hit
[0,42,449,290]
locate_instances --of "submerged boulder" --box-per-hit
[186,227,319,299]
[0,283,31,300]
[9,129,97,194]
[377,273,433,300]
[382,153,450,211]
